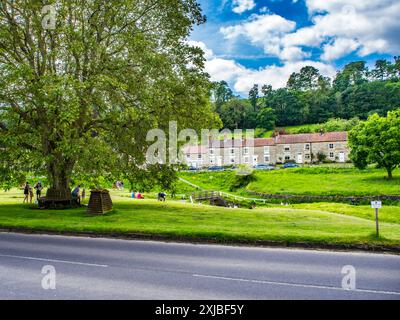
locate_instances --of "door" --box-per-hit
[297,153,303,164]
[339,152,345,163]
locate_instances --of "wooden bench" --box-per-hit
[38,188,80,209]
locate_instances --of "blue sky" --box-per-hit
[189,0,399,96]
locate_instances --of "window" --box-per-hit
[186,154,190,159]
[264,146,270,154]
[305,154,311,160]
[329,143,334,149]
[230,148,235,155]
[330,152,334,158]
[243,147,249,155]
[230,157,236,163]
[244,156,250,164]
[285,156,291,161]
[284,146,290,152]
[264,156,270,163]
[198,154,202,160]
[305,144,310,151]
[210,149,215,155]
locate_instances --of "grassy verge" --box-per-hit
[180,167,400,197]
[0,191,399,249]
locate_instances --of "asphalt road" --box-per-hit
[0,232,399,300]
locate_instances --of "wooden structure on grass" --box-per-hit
[87,189,113,214]
[38,187,80,209]
[191,191,232,208]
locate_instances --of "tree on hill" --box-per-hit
[248,84,259,111]
[211,81,234,114]
[0,0,216,195]
[256,107,276,131]
[219,98,253,130]
[349,110,400,179]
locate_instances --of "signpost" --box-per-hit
[371,201,382,237]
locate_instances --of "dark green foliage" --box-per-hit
[213,58,400,130]
[349,110,400,179]
[229,172,257,191]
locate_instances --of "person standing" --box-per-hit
[23,182,30,203]
[34,181,43,200]
[29,187,34,204]
[81,189,86,204]
[71,185,81,205]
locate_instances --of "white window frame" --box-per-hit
[264,156,270,163]
[329,143,334,149]
[230,148,235,155]
[264,146,270,154]
[243,147,249,155]
[244,156,250,164]
[284,145,291,152]
[305,144,310,151]
[329,152,334,159]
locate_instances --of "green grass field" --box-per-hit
[0,189,399,247]
[180,167,400,197]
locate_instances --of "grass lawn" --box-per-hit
[180,167,400,197]
[0,190,399,248]
[248,167,400,196]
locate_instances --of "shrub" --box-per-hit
[229,171,257,191]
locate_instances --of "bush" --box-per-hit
[229,171,257,191]
[316,152,327,163]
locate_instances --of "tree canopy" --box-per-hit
[349,110,400,179]
[0,0,218,192]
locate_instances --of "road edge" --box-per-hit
[1,227,399,254]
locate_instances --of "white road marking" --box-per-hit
[193,274,400,296]
[0,254,108,268]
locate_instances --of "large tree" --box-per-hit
[349,110,400,179]
[0,0,216,194]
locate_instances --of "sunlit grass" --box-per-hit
[0,189,399,247]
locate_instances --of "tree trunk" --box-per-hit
[387,167,393,180]
[46,157,75,200]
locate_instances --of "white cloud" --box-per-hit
[190,0,400,95]
[220,13,298,61]
[205,58,246,83]
[189,41,336,95]
[232,0,256,14]
[304,0,400,59]
[220,0,400,62]
[231,60,336,94]
[321,38,360,61]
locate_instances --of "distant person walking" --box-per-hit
[23,182,30,203]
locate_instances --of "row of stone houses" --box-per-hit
[183,131,349,168]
